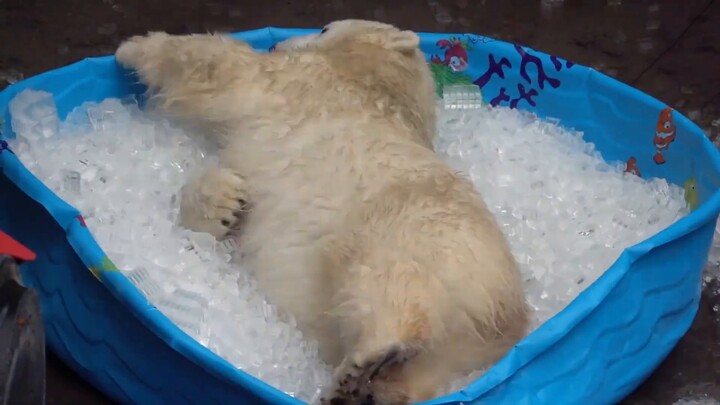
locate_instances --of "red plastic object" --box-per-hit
[0,230,36,262]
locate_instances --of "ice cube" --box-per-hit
[157,288,209,342]
[87,98,132,131]
[8,89,59,139]
[61,170,82,194]
[126,267,165,302]
[219,238,239,262]
[442,84,484,110]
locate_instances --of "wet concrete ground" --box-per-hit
[1,0,719,403]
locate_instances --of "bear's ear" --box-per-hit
[386,30,420,54]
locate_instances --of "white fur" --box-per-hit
[116,19,529,404]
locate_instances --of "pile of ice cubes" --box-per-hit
[434,89,689,324]
[3,87,694,399]
[6,90,332,402]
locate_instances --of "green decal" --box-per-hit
[684,177,699,211]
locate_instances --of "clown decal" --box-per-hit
[653,107,676,165]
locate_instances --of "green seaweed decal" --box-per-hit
[684,177,699,211]
[429,63,475,97]
[89,256,119,282]
[89,265,102,281]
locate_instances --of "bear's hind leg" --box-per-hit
[320,344,418,405]
[317,255,442,405]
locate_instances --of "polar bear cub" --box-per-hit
[115,19,529,405]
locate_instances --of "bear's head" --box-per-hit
[274,20,437,147]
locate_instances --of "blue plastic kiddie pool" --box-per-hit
[1,28,719,405]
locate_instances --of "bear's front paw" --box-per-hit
[115,32,172,71]
[178,167,250,239]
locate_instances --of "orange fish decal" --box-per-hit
[653,107,676,165]
[624,156,641,177]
